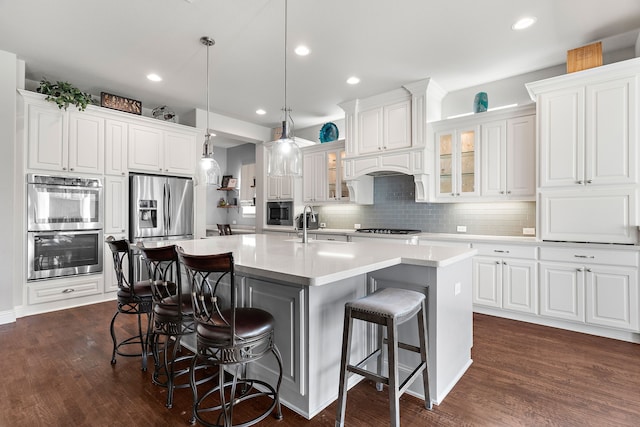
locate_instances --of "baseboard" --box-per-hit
[0,308,16,325]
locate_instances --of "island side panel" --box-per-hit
[306,274,368,418]
[434,257,473,403]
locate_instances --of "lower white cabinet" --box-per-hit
[539,247,639,331]
[27,275,102,305]
[472,243,537,314]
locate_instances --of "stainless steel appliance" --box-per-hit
[296,211,319,230]
[27,174,104,280]
[266,201,293,226]
[355,228,421,234]
[129,174,194,243]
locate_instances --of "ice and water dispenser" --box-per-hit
[137,200,157,229]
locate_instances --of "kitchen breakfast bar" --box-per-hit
[153,234,477,419]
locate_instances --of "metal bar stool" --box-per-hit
[335,287,431,427]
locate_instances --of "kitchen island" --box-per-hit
[156,234,476,419]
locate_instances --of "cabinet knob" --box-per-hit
[62,167,67,171]
[121,172,125,176]
[576,180,583,184]
[586,268,592,273]
[586,179,593,184]
[507,191,512,194]
[499,191,505,194]
[495,261,501,265]
[69,168,74,171]
[577,268,584,272]
[456,193,461,196]
[451,193,455,196]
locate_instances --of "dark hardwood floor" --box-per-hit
[0,301,638,426]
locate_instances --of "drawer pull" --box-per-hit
[574,255,595,259]
[62,288,75,294]
[494,250,510,253]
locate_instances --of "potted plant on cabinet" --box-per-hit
[37,78,94,111]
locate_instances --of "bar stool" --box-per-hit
[335,287,431,427]
[105,237,153,371]
[217,224,233,236]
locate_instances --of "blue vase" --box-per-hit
[473,92,488,113]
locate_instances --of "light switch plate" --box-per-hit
[523,227,535,235]
[354,224,361,229]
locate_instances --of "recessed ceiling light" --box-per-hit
[294,45,310,56]
[347,76,360,85]
[512,16,537,30]
[256,109,266,115]
[146,73,162,82]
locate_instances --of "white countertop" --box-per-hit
[151,234,477,286]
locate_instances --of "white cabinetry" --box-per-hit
[303,151,326,203]
[526,58,640,244]
[302,141,349,203]
[26,101,104,174]
[435,125,479,199]
[472,243,537,314]
[27,275,103,305]
[105,119,128,176]
[128,124,196,175]
[358,99,411,155]
[481,115,535,199]
[539,246,639,332]
[267,175,294,200]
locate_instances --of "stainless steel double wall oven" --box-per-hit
[27,174,103,280]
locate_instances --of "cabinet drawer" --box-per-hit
[315,233,348,242]
[472,243,536,259]
[539,247,639,267]
[28,276,102,304]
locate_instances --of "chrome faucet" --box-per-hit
[301,205,316,243]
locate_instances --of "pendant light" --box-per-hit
[198,36,222,186]
[268,0,302,177]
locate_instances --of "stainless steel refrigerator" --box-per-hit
[129,174,194,243]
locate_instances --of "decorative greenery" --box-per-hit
[37,78,94,111]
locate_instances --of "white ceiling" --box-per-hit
[1,0,640,134]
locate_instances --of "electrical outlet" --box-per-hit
[320,222,326,228]
[456,225,467,233]
[523,227,535,235]
[354,224,361,229]
[232,220,237,225]
[454,282,461,295]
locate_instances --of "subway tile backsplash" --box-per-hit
[315,174,535,236]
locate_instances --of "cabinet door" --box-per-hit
[585,76,637,185]
[458,127,479,197]
[302,152,326,202]
[358,107,383,154]
[266,175,280,200]
[105,119,128,176]
[164,130,196,175]
[279,175,294,199]
[506,115,536,196]
[502,258,537,314]
[540,187,637,244]
[384,99,411,151]
[327,150,348,201]
[244,277,305,397]
[538,87,585,188]
[586,265,639,331]
[472,257,502,308]
[27,102,67,171]
[68,111,104,174]
[104,176,128,234]
[436,130,455,198]
[128,124,164,172]
[480,120,506,196]
[539,262,585,322]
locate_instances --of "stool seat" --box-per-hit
[336,287,431,427]
[347,288,425,320]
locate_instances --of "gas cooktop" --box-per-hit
[355,228,422,235]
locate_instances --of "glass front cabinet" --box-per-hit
[435,126,479,199]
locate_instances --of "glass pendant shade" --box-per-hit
[268,120,302,176]
[199,136,221,186]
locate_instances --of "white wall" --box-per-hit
[0,49,17,322]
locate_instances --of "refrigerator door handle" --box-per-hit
[166,183,171,231]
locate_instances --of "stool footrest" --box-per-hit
[398,361,427,396]
[382,338,421,354]
[347,364,388,385]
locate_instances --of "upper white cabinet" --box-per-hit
[26,100,104,174]
[527,58,640,244]
[128,124,196,175]
[435,125,479,199]
[534,76,637,188]
[358,99,411,155]
[481,115,536,199]
[267,175,295,200]
[302,140,349,203]
[105,119,128,176]
[430,105,536,202]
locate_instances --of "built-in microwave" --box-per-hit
[266,201,293,226]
